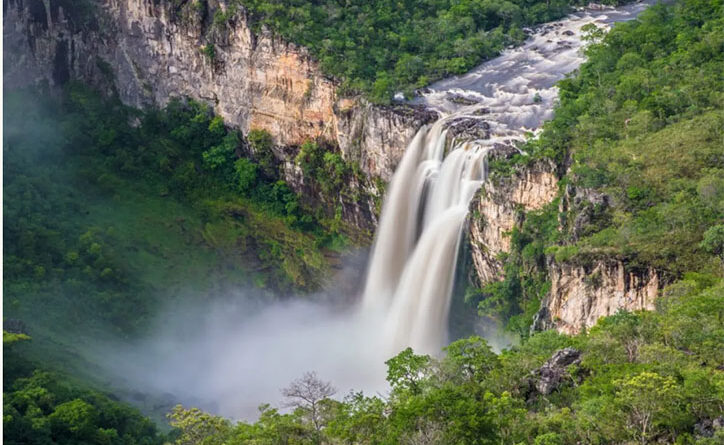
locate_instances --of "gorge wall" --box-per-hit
[3,0,435,232]
[468,160,559,285]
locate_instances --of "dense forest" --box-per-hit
[145,0,723,442]
[2,83,361,438]
[4,0,724,443]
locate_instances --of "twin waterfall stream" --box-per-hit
[358,1,653,356]
[362,124,490,355]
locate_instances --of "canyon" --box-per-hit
[4,0,662,338]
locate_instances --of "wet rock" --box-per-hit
[487,143,519,161]
[446,117,490,140]
[471,107,491,116]
[446,93,480,106]
[588,3,611,11]
[562,30,575,36]
[532,348,581,395]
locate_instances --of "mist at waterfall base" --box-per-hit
[103,283,392,420]
[102,1,655,421]
[103,125,499,420]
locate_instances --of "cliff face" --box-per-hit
[4,0,433,231]
[533,261,660,334]
[468,160,662,335]
[468,160,559,284]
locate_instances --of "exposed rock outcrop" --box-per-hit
[4,0,433,231]
[695,417,724,439]
[529,347,581,396]
[468,158,664,334]
[468,160,559,284]
[533,260,659,334]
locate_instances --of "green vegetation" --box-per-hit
[163,278,724,444]
[4,337,166,445]
[212,0,626,102]
[3,84,345,385]
[3,84,360,436]
[480,0,724,332]
[294,140,372,239]
[5,1,724,443]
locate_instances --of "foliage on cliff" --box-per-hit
[535,0,724,271]
[162,278,724,444]
[215,0,620,102]
[3,86,339,346]
[479,0,724,332]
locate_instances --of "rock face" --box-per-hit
[6,1,665,330]
[4,0,433,230]
[468,160,559,284]
[336,99,437,181]
[533,260,660,335]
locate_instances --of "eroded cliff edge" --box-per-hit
[4,0,436,234]
[467,157,663,334]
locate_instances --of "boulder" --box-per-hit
[532,347,581,395]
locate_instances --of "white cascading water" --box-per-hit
[362,120,490,355]
[361,0,655,356]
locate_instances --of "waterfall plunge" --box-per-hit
[361,121,489,356]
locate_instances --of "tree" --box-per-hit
[48,399,97,441]
[700,224,724,260]
[385,347,431,395]
[234,158,258,194]
[281,372,336,434]
[442,336,499,384]
[248,129,277,179]
[202,132,239,170]
[167,405,232,445]
[615,372,681,444]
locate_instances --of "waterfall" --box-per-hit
[360,0,654,357]
[362,120,490,355]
